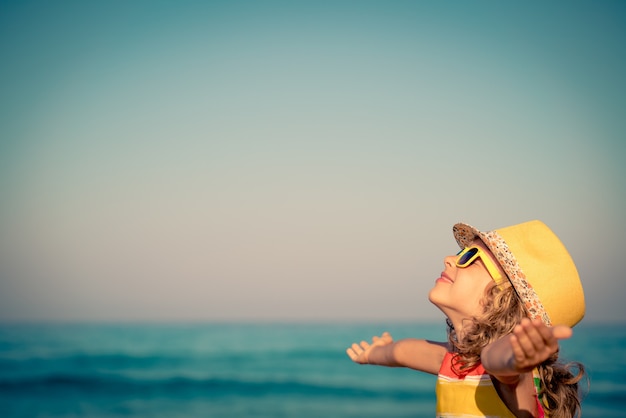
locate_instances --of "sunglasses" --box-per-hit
[456,246,507,288]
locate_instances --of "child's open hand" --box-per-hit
[346,332,393,364]
[510,318,573,372]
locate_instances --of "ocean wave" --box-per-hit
[0,348,344,365]
[0,373,426,401]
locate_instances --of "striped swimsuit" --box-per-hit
[436,352,545,418]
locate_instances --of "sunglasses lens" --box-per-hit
[458,247,478,266]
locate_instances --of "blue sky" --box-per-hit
[1,1,625,323]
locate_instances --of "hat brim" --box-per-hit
[452,222,551,325]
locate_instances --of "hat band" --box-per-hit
[480,230,552,326]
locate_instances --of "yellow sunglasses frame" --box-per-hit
[456,246,507,288]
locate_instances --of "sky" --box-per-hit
[0,1,625,323]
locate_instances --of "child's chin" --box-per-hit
[427,288,442,307]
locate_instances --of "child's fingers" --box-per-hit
[551,324,573,340]
[510,332,533,368]
[528,319,572,350]
[513,320,539,355]
[372,332,392,346]
[510,334,527,362]
[531,319,555,342]
[347,333,391,363]
[346,340,369,362]
[522,319,554,350]
[348,342,366,356]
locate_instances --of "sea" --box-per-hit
[0,321,623,418]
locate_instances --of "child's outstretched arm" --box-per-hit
[481,317,573,381]
[346,332,447,375]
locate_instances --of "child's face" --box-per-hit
[428,239,506,330]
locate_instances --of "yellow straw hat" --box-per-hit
[453,220,585,327]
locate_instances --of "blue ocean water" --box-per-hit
[0,322,623,417]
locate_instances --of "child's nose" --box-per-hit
[444,254,457,268]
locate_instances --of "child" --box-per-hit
[347,220,586,418]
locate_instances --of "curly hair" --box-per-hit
[446,283,586,418]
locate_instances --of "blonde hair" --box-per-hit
[447,284,586,418]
